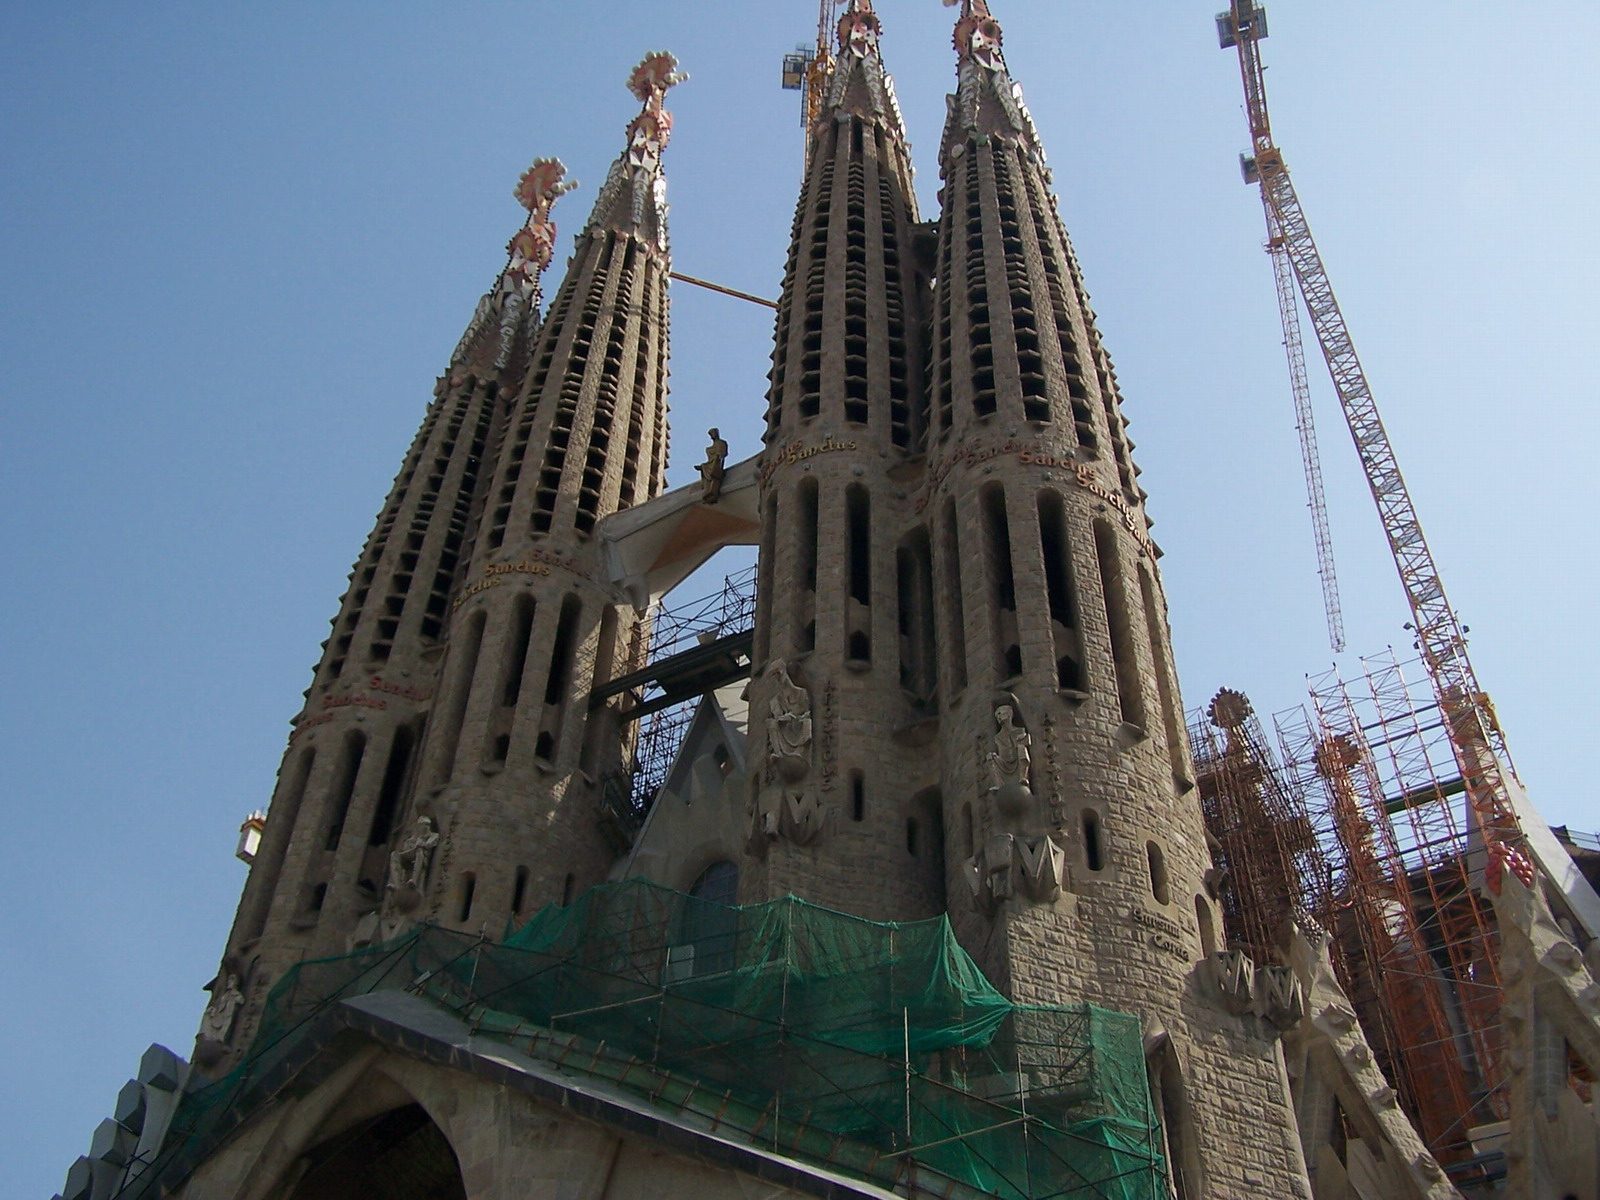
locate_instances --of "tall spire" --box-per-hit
[451,158,575,373]
[944,0,1042,153]
[821,0,908,142]
[585,52,687,249]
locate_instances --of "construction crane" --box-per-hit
[1217,1,1600,939]
[780,0,847,128]
[1261,191,1344,653]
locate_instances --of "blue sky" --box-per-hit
[3,2,1597,1192]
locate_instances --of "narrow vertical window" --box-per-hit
[511,866,529,915]
[1083,809,1104,872]
[500,593,537,707]
[905,817,920,857]
[562,873,576,906]
[756,491,778,663]
[432,609,485,786]
[366,724,414,846]
[1093,520,1146,730]
[940,500,968,694]
[845,484,871,663]
[795,478,818,653]
[457,872,477,923]
[322,731,366,851]
[850,772,866,822]
[896,529,937,699]
[1195,896,1217,957]
[1038,491,1084,690]
[1147,841,1170,905]
[981,485,1021,679]
[538,595,582,761]
[1140,564,1186,778]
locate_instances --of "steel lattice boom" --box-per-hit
[1261,193,1344,652]
[1218,2,1541,897]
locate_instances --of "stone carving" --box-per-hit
[1255,964,1306,1029]
[451,158,574,372]
[966,700,1064,913]
[765,661,812,781]
[965,833,1065,913]
[199,974,243,1043]
[697,427,728,503]
[1211,949,1256,1014]
[590,52,687,247]
[387,815,439,912]
[948,0,1041,149]
[984,703,1032,809]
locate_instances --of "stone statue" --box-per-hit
[697,427,728,503]
[984,704,1032,802]
[388,815,439,893]
[200,973,243,1042]
[766,661,812,780]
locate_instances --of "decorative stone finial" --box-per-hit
[449,158,574,373]
[949,0,1004,70]
[624,51,688,171]
[837,1,882,58]
[507,158,575,283]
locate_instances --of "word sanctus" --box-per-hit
[758,436,859,485]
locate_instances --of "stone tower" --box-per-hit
[406,52,684,937]
[198,54,686,1067]
[918,3,1311,1193]
[746,0,946,921]
[197,153,574,1066]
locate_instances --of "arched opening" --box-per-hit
[1147,1036,1200,1200]
[286,1102,466,1200]
[1082,809,1104,872]
[1146,841,1171,905]
[1195,895,1217,957]
[678,861,739,977]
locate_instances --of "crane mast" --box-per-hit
[1262,192,1344,653]
[1216,2,1549,906]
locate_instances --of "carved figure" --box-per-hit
[388,816,439,893]
[200,974,243,1042]
[766,662,812,780]
[697,427,728,502]
[983,704,1034,820]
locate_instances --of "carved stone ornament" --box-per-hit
[199,973,243,1043]
[748,786,829,853]
[965,833,1065,914]
[1211,949,1256,1014]
[1254,964,1307,1029]
[387,815,439,913]
[697,427,728,503]
[766,661,813,781]
[984,703,1033,815]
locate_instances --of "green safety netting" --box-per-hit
[156,880,1168,1200]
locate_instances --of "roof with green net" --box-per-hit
[129,879,1170,1200]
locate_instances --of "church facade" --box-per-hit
[57,5,1600,1200]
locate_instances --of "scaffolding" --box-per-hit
[1187,688,1326,967]
[1274,649,1506,1178]
[146,880,1166,1200]
[595,566,757,843]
